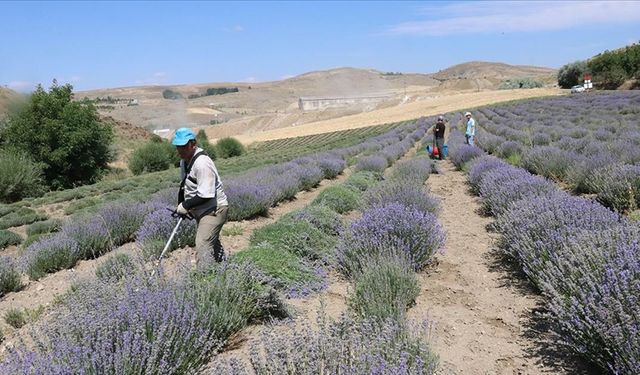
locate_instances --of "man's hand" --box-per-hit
[176,203,188,215]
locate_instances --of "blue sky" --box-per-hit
[1,1,639,92]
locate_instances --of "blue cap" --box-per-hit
[172,128,196,146]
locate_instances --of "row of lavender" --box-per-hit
[0,121,430,373]
[213,145,444,373]
[448,129,639,374]
[0,120,426,296]
[472,91,640,213]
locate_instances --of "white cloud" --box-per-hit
[233,25,244,32]
[7,80,35,92]
[241,77,257,83]
[388,1,640,36]
[281,74,295,80]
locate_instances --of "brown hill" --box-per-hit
[74,62,557,141]
[0,87,24,120]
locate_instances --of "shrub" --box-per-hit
[4,308,26,329]
[225,178,275,220]
[595,164,640,212]
[0,257,22,296]
[311,185,361,214]
[0,207,48,230]
[557,60,588,88]
[210,314,438,374]
[0,229,22,249]
[136,208,196,260]
[349,252,419,322]
[232,244,326,298]
[364,180,440,216]
[27,219,62,237]
[97,202,148,246]
[0,148,46,203]
[216,137,245,158]
[62,216,112,259]
[128,141,176,175]
[468,156,509,195]
[478,166,557,217]
[283,205,344,236]
[521,146,575,181]
[162,89,183,99]
[450,145,484,169]
[343,171,382,192]
[2,81,114,189]
[496,141,522,159]
[338,203,445,278]
[95,253,137,282]
[249,219,337,261]
[22,234,80,280]
[354,155,388,173]
[197,140,218,160]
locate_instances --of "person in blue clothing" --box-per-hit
[464,111,476,146]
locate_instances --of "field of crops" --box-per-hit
[447,91,639,373]
[0,117,454,373]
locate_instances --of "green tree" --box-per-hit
[1,81,114,189]
[557,61,588,88]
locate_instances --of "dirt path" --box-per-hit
[409,160,594,375]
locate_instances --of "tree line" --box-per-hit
[558,42,640,89]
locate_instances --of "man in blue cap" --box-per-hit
[172,127,229,266]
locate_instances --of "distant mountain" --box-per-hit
[73,61,557,137]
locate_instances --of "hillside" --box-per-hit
[0,87,23,120]
[74,62,557,141]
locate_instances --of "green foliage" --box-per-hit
[1,81,114,189]
[589,43,640,88]
[311,185,362,214]
[162,89,183,100]
[0,259,22,296]
[128,140,177,175]
[0,148,46,203]
[231,244,323,293]
[344,171,383,192]
[221,224,243,236]
[4,308,27,329]
[0,230,22,249]
[250,219,337,261]
[0,207,48,230]
[196,129,208,142]
[216,137,245,158]
[198,140,218,161]
[27,219,63,236]
[206,87,239,96]
[95,253,137,282]
[557,60,588,88]
[499,77,544,89]
[349,254,419,322]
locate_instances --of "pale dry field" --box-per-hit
[227,88,563,145]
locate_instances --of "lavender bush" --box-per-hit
[349,252,419,322]
[450,145,484,170]
[95,253,138,282]
[311,185,362,214]
[210,314,438,374]
[355,155,389,173]
[594,164,640,212]
[388,156,434,184]
[284,205,345,236]
[467,156,509,195]
[338,203,444,278]
[364,181,440,216]
[0,256,22,296]
[344,170,382,192]
[136,208,197,260]
[22,234,80,280]
[61,216,112,259]
[249,219,337,261]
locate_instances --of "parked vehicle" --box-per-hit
[571,85,586,93]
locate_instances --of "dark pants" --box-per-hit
[435,138,445,160]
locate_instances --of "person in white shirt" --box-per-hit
[464,111,476,146]
[172,127,229,267]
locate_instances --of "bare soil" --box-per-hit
[413,160,597,375]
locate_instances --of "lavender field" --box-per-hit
[447,92,640,374]
[474,91,640,214]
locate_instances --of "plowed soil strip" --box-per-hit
[410,160,593,375]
